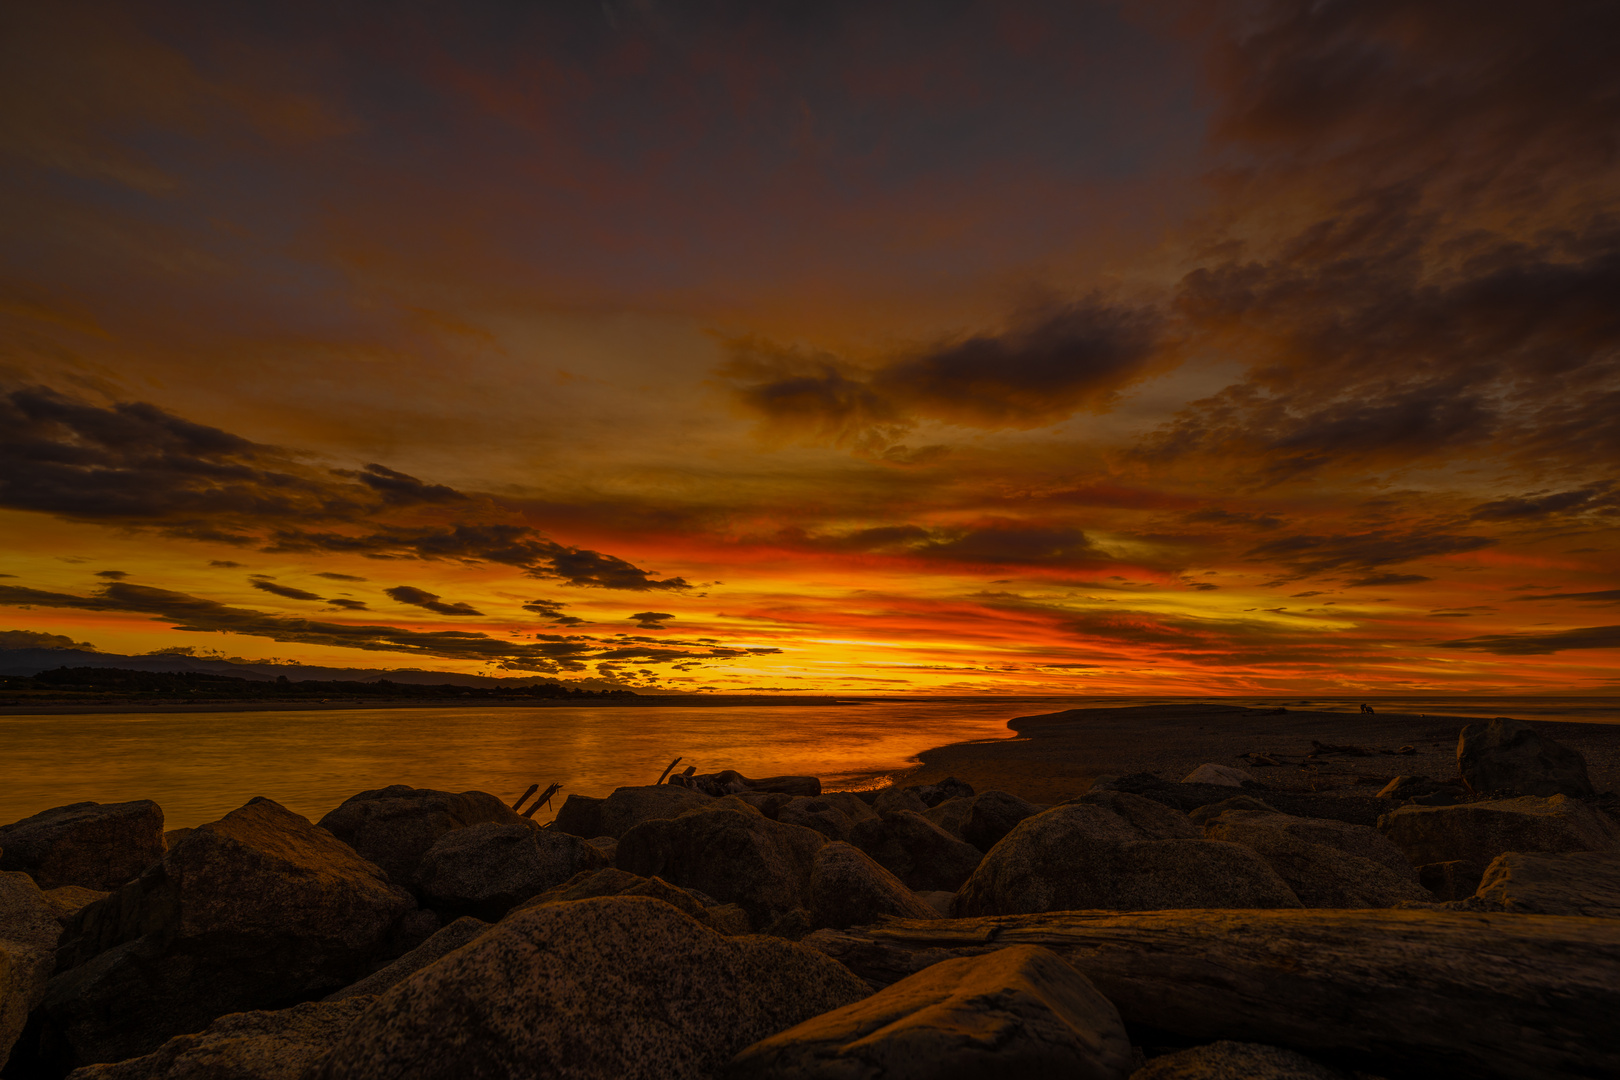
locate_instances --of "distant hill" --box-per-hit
[0,647,628,691]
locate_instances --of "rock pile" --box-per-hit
[1,718,1614,1079]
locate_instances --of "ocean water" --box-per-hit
[3,695,1614,829]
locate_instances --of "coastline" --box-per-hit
[0,694,857,716]
[887,703,1620,804]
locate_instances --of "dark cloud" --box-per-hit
[269,524,689,591]
[348,463,466,505]
[0,629,95,651]
[522,598,586,626]
[1437,625,1620,655]
[0,386,689,593]
[209,560,245,569]
[796,520,1107,568]
[1469,485,1617,521]
[1183,508,1284,530]
[315,572,367,582]
[1510,589,1620,604]
[94,570,128,580]
[325,598,369,610]
[629,611,674,629]
[1245,531,1493,577]
[1344,573,1431,588]
[721,297,1165,450]
[0,581,769,674]
[252,580,325,602]
[385,585,483,617]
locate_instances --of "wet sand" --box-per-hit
[895,704,1620,804]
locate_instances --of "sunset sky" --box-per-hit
[2,0,1617,695]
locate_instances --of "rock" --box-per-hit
[0,801,165,890]
[1417,860,1481,902]
[552,785,712,839]
[63,997,376,1080]
[617,806,827,925]
[778,797,860,841]
[916,891,955,917]
[328,915,490,1001]
[762,908,816,940]
[1204,816,1429,908]
[1077,791,1202,840]
[1,871,62,1069]
[728,945,1132,1080]
[1180,764,1254,787]
[412,821,609,920]
[317,785,522,885]
[1376,775,1434,799]
[807,908,1620,1080]
[906,777,974,808]
[670,770,823,798]
[584,835,618,861]
[1204,809,1416,877]
[808,842,941,930]
[42,797,415,1069]
[1092,774,1390,828]
[161,828,192,849]
[849,811,984,893]
[1378,795,1619,872]
[954,800,1299,916]
[41,886,109,925]
[308,895,869,1080]
[1131,1040,1348,1079]
[1457,717,1594,797]
[921,797,972,839]
[819,792,879,823]
[960,790,1043,852]
[872,786,928,815]
[513,866,739,931]
[736,791,796,818]
[1187,795,1276,828]
[1472,849,1620,917]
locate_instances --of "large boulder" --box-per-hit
[0,801,165,890]
[41,886,110,925]
[849,811,984,892]
[1180,764,1253,787]
[960,790,1044,852]
[514,867,750,933]
[63,997,376,1080]
[317,786,522,885]
[728,945,1132,1080]
[2,871,63,1069]
[776,797,859,841]
[1130,1040,1348,1079]
[807,842,940,930]
[872,787,929,816]
[1457,718,1594,797]
[617,806,827,925]
[1379,795,1618,871]
[412,822,608,920]
[40,797,415,1069]
[328,916,490,1001]
[1471,850,1620,917]
[552,785,713,839]
[954,798,1300,917]
[308,896,868,1080]
[921,797,973,839]
[1203,822,1429,908]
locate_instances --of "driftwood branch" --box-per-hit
[511,784,540,812]
[803,910,1620,1080]
[521,782,563,819]
[655,757,683,785]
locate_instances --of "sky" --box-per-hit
[2,0,1617,695]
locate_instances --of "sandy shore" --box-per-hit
[894,703,1620,804]
[0,694,852,716]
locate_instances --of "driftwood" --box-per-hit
[666,769,820,797]
[511,784,540,811]
[655,757,683,785]
[519,783,562,819]
[804,910,1620,1080]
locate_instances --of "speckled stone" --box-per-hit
[808,842,940,930]
[1130,1040,1350,1079]
[728,945,1133,1080]
[318,786,523,885]
[0,801,165,891]
[309,895,870,1080]
[412,822,608,919]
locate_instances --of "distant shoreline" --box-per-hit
[0,694,860,716]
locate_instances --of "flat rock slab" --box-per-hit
[1472,849,1620,917]
[309,895,869,1080]
[803,908,1620,1080]
[64,997,376,1080]
[1378,794,1619,871]
[728,944,1132,1080]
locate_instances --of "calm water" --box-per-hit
[4,695,1615,829]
